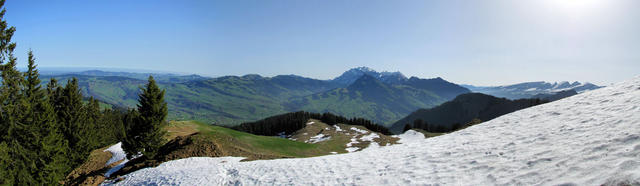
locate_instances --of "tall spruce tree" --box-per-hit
[123,76,167,159]
[23,50,70,183]
[56,78,89,167]
[0,0,39,183]
[83,97,101,150]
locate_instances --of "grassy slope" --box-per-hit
[168,121,331,158]
[79,120,403,183]
[167,119,398,158]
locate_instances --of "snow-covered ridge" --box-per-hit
[464,81,603,99]
[109,76,640,185]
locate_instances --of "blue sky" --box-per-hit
[5,0,640,86]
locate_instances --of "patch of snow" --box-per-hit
[108,76,640,185]
[525,87,537,91]
[360,133,379,142]
[103,142,129,178]
[306,134,331,144]
[350,127,368,134]
[330,152,338,154]
[334,125,343,132]
[104,142,126,166]
[345,138,357,147]
[306,121,314,125]
[345,147,359,153]
[397,130,425,143]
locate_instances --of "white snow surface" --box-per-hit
[345,147,359,153]
[110,76,640,185]
[306,134,331,144]
[350,127,369,134]
[334,125,343,132]
[360,132,380,142]
[103,142,129,178]
[104,142,126,166]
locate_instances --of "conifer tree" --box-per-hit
[0,142,8,182]
[0,1,40,182]
[123,76,168,159]
[46,78,60,105]
[23,50,70,183]
[122,108,142,159]
[0,48,40,185]
[83,97,101,150]
[56,78,89,167]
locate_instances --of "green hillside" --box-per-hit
[41,74,338,125]
[41,71,469,126]
[289,75,448,126]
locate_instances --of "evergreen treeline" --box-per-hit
[233,111,392,136]
[0,2,126,184]
[403,118,483,133]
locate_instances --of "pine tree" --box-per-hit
[0,2,41,182]
[123,76,168,159]
[122,108,142,159]
[0,142,9,183]
[56,78,89,167]
[23,50,70,183]
[46,78,60,105]
[83,97,101,150]
[0,47,39,186]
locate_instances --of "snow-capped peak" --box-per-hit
[332,67,407,85]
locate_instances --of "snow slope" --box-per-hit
[109,76,640,185]
[103,142,129,178]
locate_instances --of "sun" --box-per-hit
[547,0,604,12]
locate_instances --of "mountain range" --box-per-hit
[41,67,600,128]
[41,67,470,126]
[462,81,602,100]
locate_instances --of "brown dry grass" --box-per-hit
[64,146,121,186]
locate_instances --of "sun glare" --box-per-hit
[547,0,604,12]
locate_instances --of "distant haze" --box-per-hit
[6,0,639,86]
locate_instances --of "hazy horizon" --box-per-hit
[6,0,639,86]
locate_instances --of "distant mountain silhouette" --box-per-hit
[289,73,470,126]
[43,67,469,126]
[332,67,407,85]
[390,93,546,133]
[405,77,470,100]
[531,89,578,102]
[463,81,602,99]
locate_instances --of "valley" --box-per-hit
[107,74,640,186]
[43,67,471,127]
[2,0,636,184]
